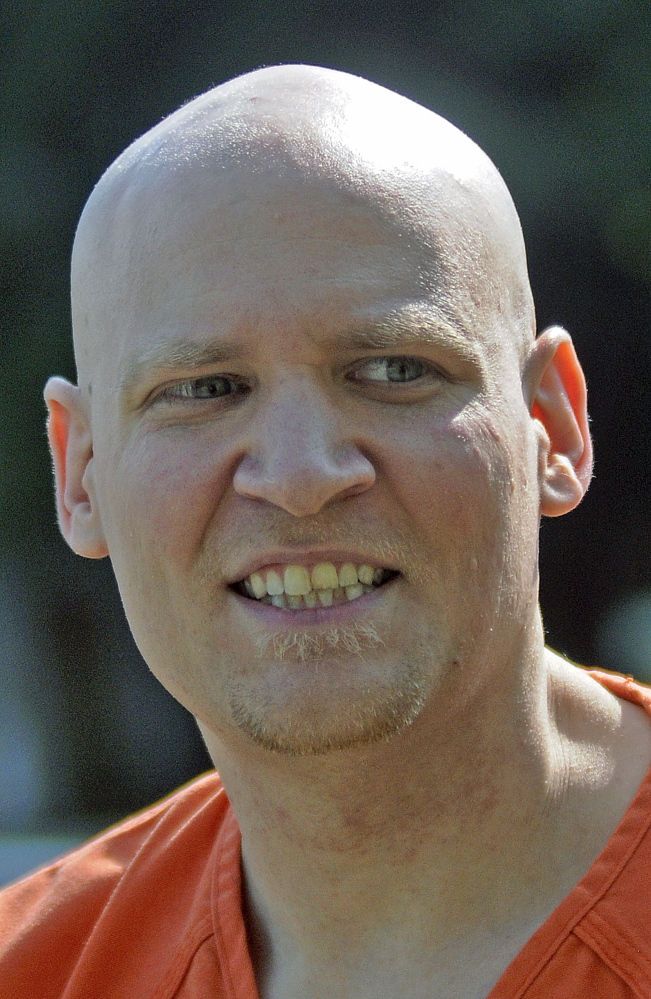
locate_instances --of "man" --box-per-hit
[1,64,651,999]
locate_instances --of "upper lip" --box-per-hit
[226,548,398,585]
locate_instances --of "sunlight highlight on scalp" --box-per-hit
[71,64,536,391]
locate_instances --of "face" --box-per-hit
[79,166,543,756]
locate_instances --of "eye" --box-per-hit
[159,375,246,401]
[352,356,433,384]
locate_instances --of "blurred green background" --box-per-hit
[1,0,650,865]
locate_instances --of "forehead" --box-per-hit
[115,162,436,280]
[73,159,523,394]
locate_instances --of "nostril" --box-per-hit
[341,479,374,500]
[234,476,373,518]
[232,377,375,512]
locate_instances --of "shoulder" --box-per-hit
[0,771,229,998]
[547,653,651,739]
[585,667,651,712]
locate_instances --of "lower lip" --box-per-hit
[230,577,397,625]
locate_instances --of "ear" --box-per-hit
[44,376,109,557]
[524,326,593,518]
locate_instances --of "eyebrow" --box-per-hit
[119,309,477,400]
[119,340,245,399]
[332,311,475,353]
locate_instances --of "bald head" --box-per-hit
[71,65,535,388]
[47,66,593,735]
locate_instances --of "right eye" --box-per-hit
[158,375,246,401]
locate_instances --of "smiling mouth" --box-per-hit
[232,562,399,609]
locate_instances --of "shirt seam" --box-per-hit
[150,916,214,999]
[573,911,651,998]
[212,822,242,999]
[503,857,649,995]
[493,784,651,996]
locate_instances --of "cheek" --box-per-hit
[383,405,539,610]
[388,418,510,542]
[92,426,237,676]
[100,429,234,568]
[91,431,235,701]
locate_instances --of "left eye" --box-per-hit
[161,375,244,400]
[353,356,431,383]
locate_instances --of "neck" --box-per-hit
[199,630,650,998]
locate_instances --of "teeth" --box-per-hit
[266,570,284,596]
[284,565,311,596]
[311,562,339,590]
[338,563,358,587]
[249,572,267,599]
[240,561,393,609]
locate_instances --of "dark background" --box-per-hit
[1,0,650,836]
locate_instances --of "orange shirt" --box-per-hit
[1,669,650,998]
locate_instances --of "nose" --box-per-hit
[233,379,376,517]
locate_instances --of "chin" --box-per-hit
[225,648,431,757]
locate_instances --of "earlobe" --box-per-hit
[525,327,593,518]
[44,377,109,558]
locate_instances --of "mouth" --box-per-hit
[231,561,399,609]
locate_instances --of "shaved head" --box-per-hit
[48,65,592,758]
[71,65,534,390]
